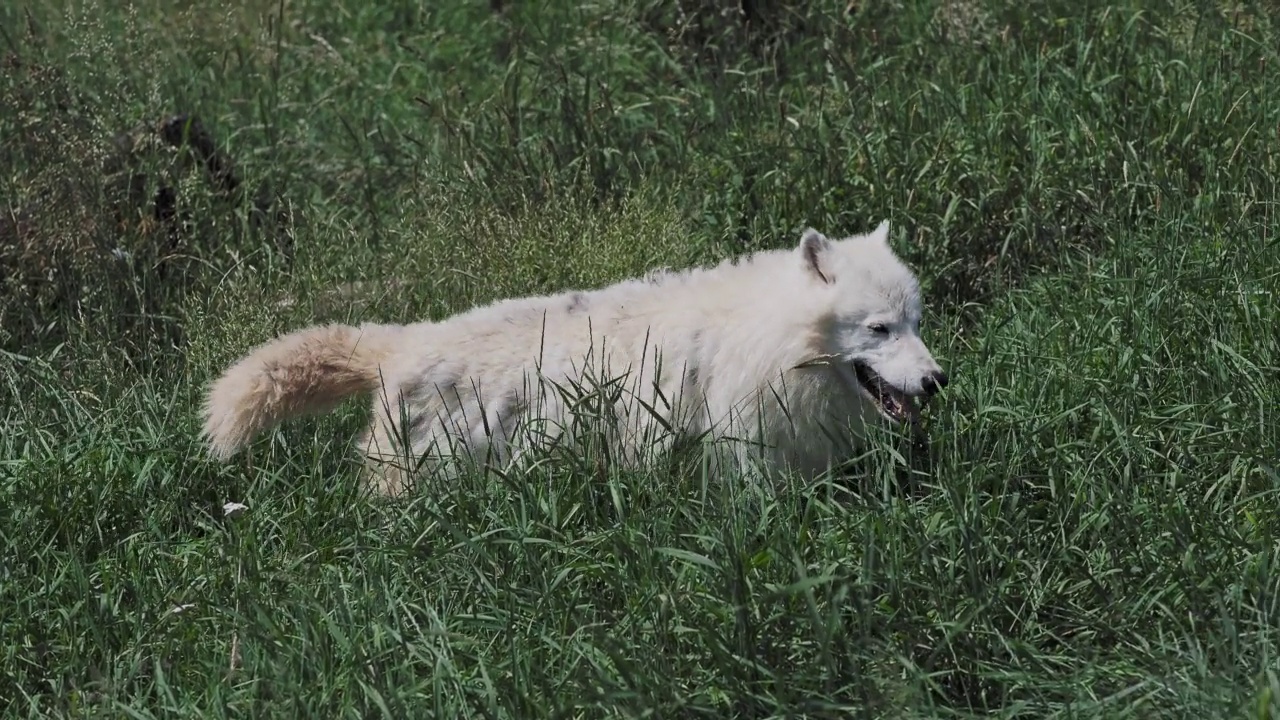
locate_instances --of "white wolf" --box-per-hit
[201,221,949,494]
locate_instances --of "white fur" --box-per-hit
[201,221,948,494]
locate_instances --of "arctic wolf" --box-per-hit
[201,221,949,494]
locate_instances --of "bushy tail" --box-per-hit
[201,322,399,459]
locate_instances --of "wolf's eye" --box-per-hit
[869,323,889,335]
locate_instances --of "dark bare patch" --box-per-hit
[682,332,703,399]
[567,292,589,313]
[406,411,429,434]
[493,390,528,436]
[683,362,699,395]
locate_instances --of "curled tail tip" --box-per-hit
[202,430,244,461]
[199,377,254,461]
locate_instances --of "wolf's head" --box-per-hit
[795,221,949,425]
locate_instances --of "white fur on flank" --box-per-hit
[201,221,948,494]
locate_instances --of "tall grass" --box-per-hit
[2,0,1278,717]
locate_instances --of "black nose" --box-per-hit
[922,371,949,397]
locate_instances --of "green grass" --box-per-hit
[2,0,1279,716]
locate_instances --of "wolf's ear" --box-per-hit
[867,220,890,246]
[798,228,835,284]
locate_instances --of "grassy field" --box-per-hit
[3,0,1279,716]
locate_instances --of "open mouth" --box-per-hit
[851,361,922,424]
[791,354,929,425]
